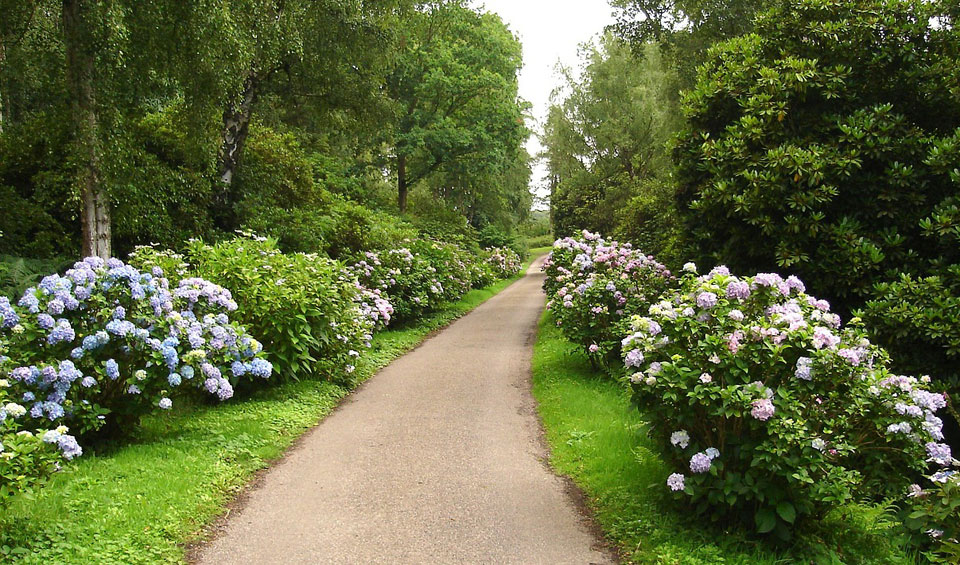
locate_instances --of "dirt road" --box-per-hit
[195,258,614,564]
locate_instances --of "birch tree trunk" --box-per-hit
[217,72,258,185]
[64,0,111,259]
[213,71,259,229]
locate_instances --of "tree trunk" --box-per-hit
[398,153,408,213]
[217,72,258,186]
[64,0,110,259]
[213,71,259,230]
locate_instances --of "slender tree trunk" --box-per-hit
[217,72,258,185]
[398,153,408,213]
[213,71,259,230]
[64,0,110,259]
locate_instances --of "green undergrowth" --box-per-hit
[531,312,920,565]
[0,268,531,564]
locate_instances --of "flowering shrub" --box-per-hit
[482,247,522,280]
[0,367,74,507]
[621,264,946,535]
[1,257,269,438]
[543,231,673,365]
[349,239,481,323]
[132,235,374,382]
[904,461,960,562]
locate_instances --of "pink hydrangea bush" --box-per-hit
[622,264,946,535]
[544,231,674,365]
[483,247,522,280]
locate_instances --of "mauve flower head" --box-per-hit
[696,292,718,309]
[709,265,730,277]
[670,430,690,449]
[750,398,775,421]
[666,473,685,491]
[624,349,645,369]
[588,344,599,353]
[795,357,813,380]
[925,442,952,465]
[690,452,712,473]
[811,327,840,350]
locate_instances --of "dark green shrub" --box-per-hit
[675,0,960,310]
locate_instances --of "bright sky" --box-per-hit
[473,0,616,206]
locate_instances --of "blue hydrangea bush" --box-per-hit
[622,264,947,535]
[1,257,270,438]
[543,232,674,365]
[0,364,75,508]
[131,235,377,383]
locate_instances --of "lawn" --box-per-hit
[0,270,530,564]
[531,312,920,565]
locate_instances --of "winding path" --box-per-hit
[195,258,614,564]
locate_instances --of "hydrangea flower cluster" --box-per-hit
[0,357,83,509]
[482,247,523,280]
[1,256,272,440]
[543,231,674,365]
[132,235,372,383]
[619,263,945,531]
[349,239,508,323]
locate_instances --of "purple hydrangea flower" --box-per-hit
[624,349,645,369]
[690,452,712,473]
[725,281,751,301]
[750,398,775,421]
[667,473,686,491]
[696,292,718,309]
[926,442,952,465]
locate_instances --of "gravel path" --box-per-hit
[195,258,614,564]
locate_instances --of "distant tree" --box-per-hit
[543,36,682,260]
[609,0,770,84]
[385,2,527,213]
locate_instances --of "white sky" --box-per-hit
[473,0,616,206]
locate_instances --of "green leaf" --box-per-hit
[776,501,796,524]
[755,507,776,533]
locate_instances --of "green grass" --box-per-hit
[0,272,528,564]
[531,312,920,565]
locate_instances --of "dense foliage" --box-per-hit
[674,0,960,309]
[0,0,532,260]
[543,231,673,366]
[130,236,372,383]
[543,232,953,547]
[544,37,686,266]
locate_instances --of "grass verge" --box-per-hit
[531,311,919,565]
[0,270,530,564]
